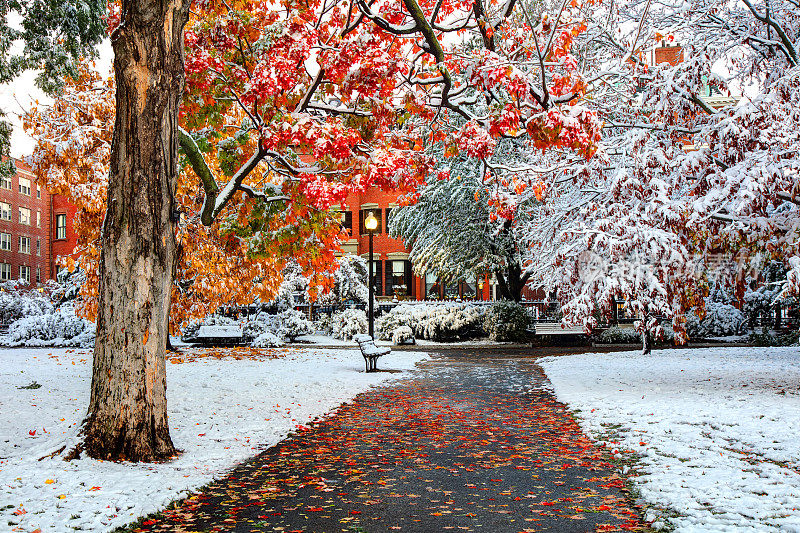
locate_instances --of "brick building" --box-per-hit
[336,188,500,302]
[0,158,81,287]
[50,192,80,272]
[0,159,53,285]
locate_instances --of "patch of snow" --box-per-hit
[197,325,243,337]
[540,347,800,532]
[0,347,428,532]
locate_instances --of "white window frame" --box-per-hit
[0,202,11,221]
[56,214,67,240]
[19,207,31,226]
[18,177,31,196]
[0,263,10,281]
[0,233,10,251]
[18,236,30,254]
[36,210,41,228]
[19,265,30,283]
[0,174,11,190]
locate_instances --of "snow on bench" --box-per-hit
[192,325,244,345]
[353,334,391,373]
[532,322,586,335]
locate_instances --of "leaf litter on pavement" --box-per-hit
[124,358,647,532]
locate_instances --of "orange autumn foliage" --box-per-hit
[24,63,342,331]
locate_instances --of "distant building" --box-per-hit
[336,188,542,302]
[0,158,78,287]
[649,43,739,109]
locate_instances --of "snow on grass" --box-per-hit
[540,347,800,532]
[0,346,428,532]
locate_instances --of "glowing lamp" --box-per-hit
[365,212,378,232]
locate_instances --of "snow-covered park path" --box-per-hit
[0,346,428,532]
[540,346,800,532]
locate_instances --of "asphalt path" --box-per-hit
[128,350,646,532]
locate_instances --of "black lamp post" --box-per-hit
[365,211,378,338]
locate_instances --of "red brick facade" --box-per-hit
[338,188,497,301]
[0,159,53,285]
[0,158,81,287]
[50,193,80,275]
[653,44,682,66]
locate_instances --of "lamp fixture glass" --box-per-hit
[365,212,378,231]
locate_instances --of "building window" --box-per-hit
[387,260,408,297]
[19,236,30,254]
[385,207,393,234]
[461,274,477,300]
[0,233,10,251]
[56,214,67,240]
[359,209,383,234]
[0,263,10,281]
[369,260,382,296]
[36,210,41,228]
[19,265,30,283]
[0,202,11,221]
[425,272,440,299]
[36,239,41,256]
[37,188,41,199]
[18,177,31,196]
[19,207,31,225]
[0,174,11,190]
[336,210,352,236]
[444,280,459,299]
[36,266,41,283]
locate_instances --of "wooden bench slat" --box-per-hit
[353,334,390,372]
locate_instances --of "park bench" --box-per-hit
[532,322,586,335]
[188,324,244,346]
[353,334,391,372]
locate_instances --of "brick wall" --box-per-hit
[0,159,52,285]
[51,194,80,276]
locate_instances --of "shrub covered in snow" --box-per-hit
[0,281,54,324]
[375,305,416,340]
[424,304,486,341]
[596,325,641,344]
[251,331,285,348]
[484,301,530,342]
[377,303,487,342]
[4,302,94,347]
[331,308,368,340]
[749,331,800,347]
[278,309,315,342]
[241,312,281,343]
[314,313,333,336]
[391,325,415,345]
[686,300,747,339]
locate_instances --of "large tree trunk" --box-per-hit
[641,312,653,355]
[494,263,525,302]
[82,0,190,462]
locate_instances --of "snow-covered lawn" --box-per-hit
[0,346,428,532]
[540,347,800,532]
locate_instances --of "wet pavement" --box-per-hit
[128,351,646,532]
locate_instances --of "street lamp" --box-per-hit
[365,211,378,338]
[477,276,484,301]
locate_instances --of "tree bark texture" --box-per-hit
[495,262,525,302]
[83,0,189,462]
